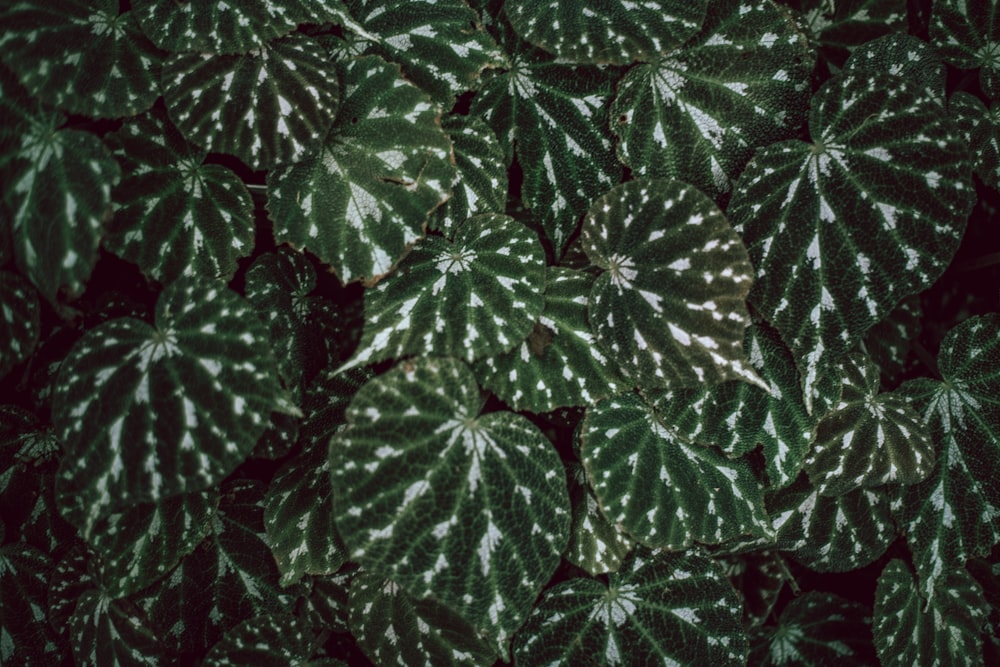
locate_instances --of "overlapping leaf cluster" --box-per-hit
[1,1,999,665]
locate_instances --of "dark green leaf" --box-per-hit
[202,613,319,667]
[0,271,40,379]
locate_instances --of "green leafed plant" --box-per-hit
[1,2,998,665]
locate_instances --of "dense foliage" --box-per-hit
[1,0,999,665]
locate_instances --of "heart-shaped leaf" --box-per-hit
[513,549,748,666]
[267,54,454,283]
[728,69,974,411]
[0,2,163,119]
[162,33,339,171]
[341,214,545,369]
[804,351,934,495]
[506,0,706,65]
[330,358,571,657]
[52,276,288,537]
[610,0,813,199]
[104,107,255,285]
[581,179,763,390]
[581,392,770,550]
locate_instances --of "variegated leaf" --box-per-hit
[799,0,907,65]
[267,55,454,284]
[513,549,748,666]
[69,589,164,666]
[341,0,505,104]
[951,91,1000,191]
[202,613,320,667]
[474,267,625,412]
[0,542,65,665]
[104,107,255,285]
[864,295,922,386]
[804,351,934,495]
[930,0,1000,99]
[842,33,947,104]
[896,314,1000,600]
[874,560,990,667]
[52,277,288,537]
[768,473,896,572]
[581,179,763,390]
[564,461,633,576]
[0,271,40,380]
[506,0,706,65]
[162,33,339,171]
[348,573,498,667]
[729,69,974,412]
[341,214,544,369]
[611,0,813,199]
[330,358,570,658]
[0,1,163,119]
[430,116,509,240]
[470,37,622,255]
[580,392,770,550]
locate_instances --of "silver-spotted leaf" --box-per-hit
[581,392,770,550]
[728,69,974,411]
[348,573,498,667]
[874,560,990,667]
[133,0,352,54]
[564,462,633,576]
[0,2,163,119]
[749,591,874,667]
[513,549,748,666]
[470,43,622,254]
[804,352,934,495]
[7,112,121,303]
[768,473,896,572]
[329,358,571,657]
[0,271,40,379]
[342,0,505,104]
[648,323,836,489]
[951,91,1000,191]
[69,589,163,666]
[88,489,219,599]
[267,54,454,284]
[896,314,1000,600]
[864,295,922,386]
[506,0,706,65]
[0,543,64,665]
[245,248,347,401]
[298,366,372,447]
[52,277,287,537]
[104,108,255,284]
[162,33,338,171]
[202,613,319,667]
[611,0,813,200]
[264,437,348,588]
[148,480,304,655]
[931,0,1000,98]
[474,267,625,412]
[842,33,947,104]
[430,116,509,239]
[799,0,907,65]
[581,179,763,390]
[341,214,544,369]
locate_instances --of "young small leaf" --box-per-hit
[951,91,1000,191]
[804,351,934,495]
[564,461,633,576]
[0,271,40,380]
[930,0,1000,98]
